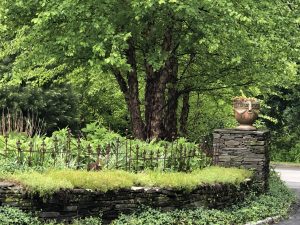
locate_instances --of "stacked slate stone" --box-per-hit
[0,180,252,223]
[213,129,270,192]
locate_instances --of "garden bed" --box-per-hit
[0,167,253,222]
[0,172,296,225]
[0,167,252,194]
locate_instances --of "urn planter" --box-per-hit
[233,97,260,130]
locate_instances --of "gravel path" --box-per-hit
[275,167,300,225]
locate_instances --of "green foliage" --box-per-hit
[0,167,251,196]
[71,217,102,225]
[0,123,212,171]
[81,122,123,144]
[272,142,300,163]
[0,0,298,222]
[0,206,41,225]
[112,172,296,225]
[46,170,136,192]
[0,158,44,174]
[0,206,102,225]
[187,92,237,142]
[261,85,300,163]
[137,167,252,191]
[0,84,80,134]
[68,70,128,133]
[0,172,295,225]
[0,0,298,140]
[10,171,74,197]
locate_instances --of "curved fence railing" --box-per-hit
[0,133,212,172]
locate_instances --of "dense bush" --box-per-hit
[271,134,300,163]
[0,84,80,134]
[261,86,300,163]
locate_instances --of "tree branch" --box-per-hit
[178,53,196,79]
[112,69,128,95]
[178,80,254,95]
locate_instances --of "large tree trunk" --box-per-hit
[163,56,179,141]
[115,24,180,140]
[144,29,176,140]
[126,40,145,139]
[179,92,190,136]
[114,71,145,140]
[113,39,145,140]
[144,66,168,140]
[126,83,145,140]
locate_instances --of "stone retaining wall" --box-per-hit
[0,180,252,223]
[213,129,270,191]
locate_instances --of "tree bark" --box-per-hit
[113,39,145,140]
[144,28,175,140]
[126,40,145,140]
[179,92,190,137]
[163,56,179,140]
[144,66,168,140]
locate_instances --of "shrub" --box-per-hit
[0,84,80,135]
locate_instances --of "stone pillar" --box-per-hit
[213,129,270,192]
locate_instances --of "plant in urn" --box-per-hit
[233,96,260,130]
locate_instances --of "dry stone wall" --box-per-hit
[213,129,270,191]
[0,179,252,223]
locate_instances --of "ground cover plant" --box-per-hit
[0,171,295,225]
[111,172,297,225]
[0,206,102,225]
[0,167,251,196]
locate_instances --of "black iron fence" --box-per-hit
[0,133,212,172]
